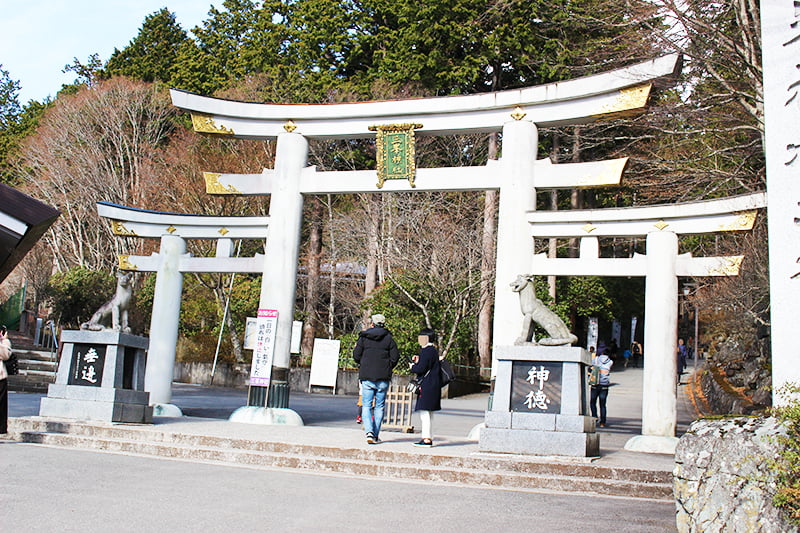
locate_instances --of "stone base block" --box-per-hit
[152,403,184,417]
[624,435,679,455]
[479,427,599,457]
[39,385,152,424]
[229,406,304,426]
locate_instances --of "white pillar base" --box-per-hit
[624,435,679,455]
[152,403,184,417]
[467,422,484,441]
[229,406,304,426]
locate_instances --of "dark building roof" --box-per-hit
[0,183,60,283]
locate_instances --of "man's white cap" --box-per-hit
[371,313,386,325]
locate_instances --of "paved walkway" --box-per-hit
[8,363,698,472]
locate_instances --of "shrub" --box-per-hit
[47,267,115,328]
[771,383,800,525]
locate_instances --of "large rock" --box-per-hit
[674,417,798,533]
[699,334,771,416]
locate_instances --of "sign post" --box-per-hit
[248,309,278,406]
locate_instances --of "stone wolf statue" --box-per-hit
[510,274,578,346]
[81,271,133,333]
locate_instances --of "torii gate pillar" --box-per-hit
[493,119,537,368]
[144,234,186,410]
[627,231,680,452]
[252,131,307,408]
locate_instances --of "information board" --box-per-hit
[308,338,340,393]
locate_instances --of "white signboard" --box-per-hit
[291,321,303,354]
[244,317,258,350]
[249,309,278,387]
[586,317,599,351]
[308,338,340,393]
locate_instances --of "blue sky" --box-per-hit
[0,0,217,104]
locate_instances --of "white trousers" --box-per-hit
[420,410,434,440]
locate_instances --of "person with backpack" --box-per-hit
[409,327,442,447]
[589,350,613,428]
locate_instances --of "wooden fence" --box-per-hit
[382,385,415,433]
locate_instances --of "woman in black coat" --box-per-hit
[409,327,441,447]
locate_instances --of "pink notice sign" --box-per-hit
[249,309,278,387]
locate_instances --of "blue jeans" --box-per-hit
[360,380,389,437]
[590,385,609,424]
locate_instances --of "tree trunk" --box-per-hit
[301,197,324,356]
[364,194,381,296]
[569,126,583,330]
[478,133,499,380]
[548,133,560,301]
[569,126,584,259]
[226,304,244,363]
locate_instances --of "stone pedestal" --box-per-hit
[40,330,152,424]
[479,345,598,457]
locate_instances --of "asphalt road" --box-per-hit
[1,441,677,533]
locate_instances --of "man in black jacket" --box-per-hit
[353,314,400,444]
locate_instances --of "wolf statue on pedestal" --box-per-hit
[511,274,578,346]
[80,272,133,333]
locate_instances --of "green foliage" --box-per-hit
[47,267,115,328]
[360,279,427,360]
[771,383,800,525]
[337,331,360,369]
[227,276,261,336]
[178,275,221,337]
[0,67,48,184]
[172,0,287,95]
[360,276,473,370]
[0,65,21,129]
[104,8,189,84]
[601,277,646,322]
[558,276,614,322]
[62,53,103,89]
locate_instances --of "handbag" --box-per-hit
[406,378,421,394]
[407,366,433,395]
[439,358,455,386]
[5,351,18,376]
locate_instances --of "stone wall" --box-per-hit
[172,362,479,397]
[674,417,798,533]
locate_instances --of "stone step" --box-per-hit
[8,374,50,393]
[6,349,58,393]
[7,418,672,500]
[17,360,57,372]
[13,349,59,363]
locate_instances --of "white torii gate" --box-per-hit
[96,201,268,409]
[527,193,766,451]
[169,55,683,416]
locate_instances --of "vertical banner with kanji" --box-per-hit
[369,123,422,188]
[587,317,599,351]
[249,309,278,387]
